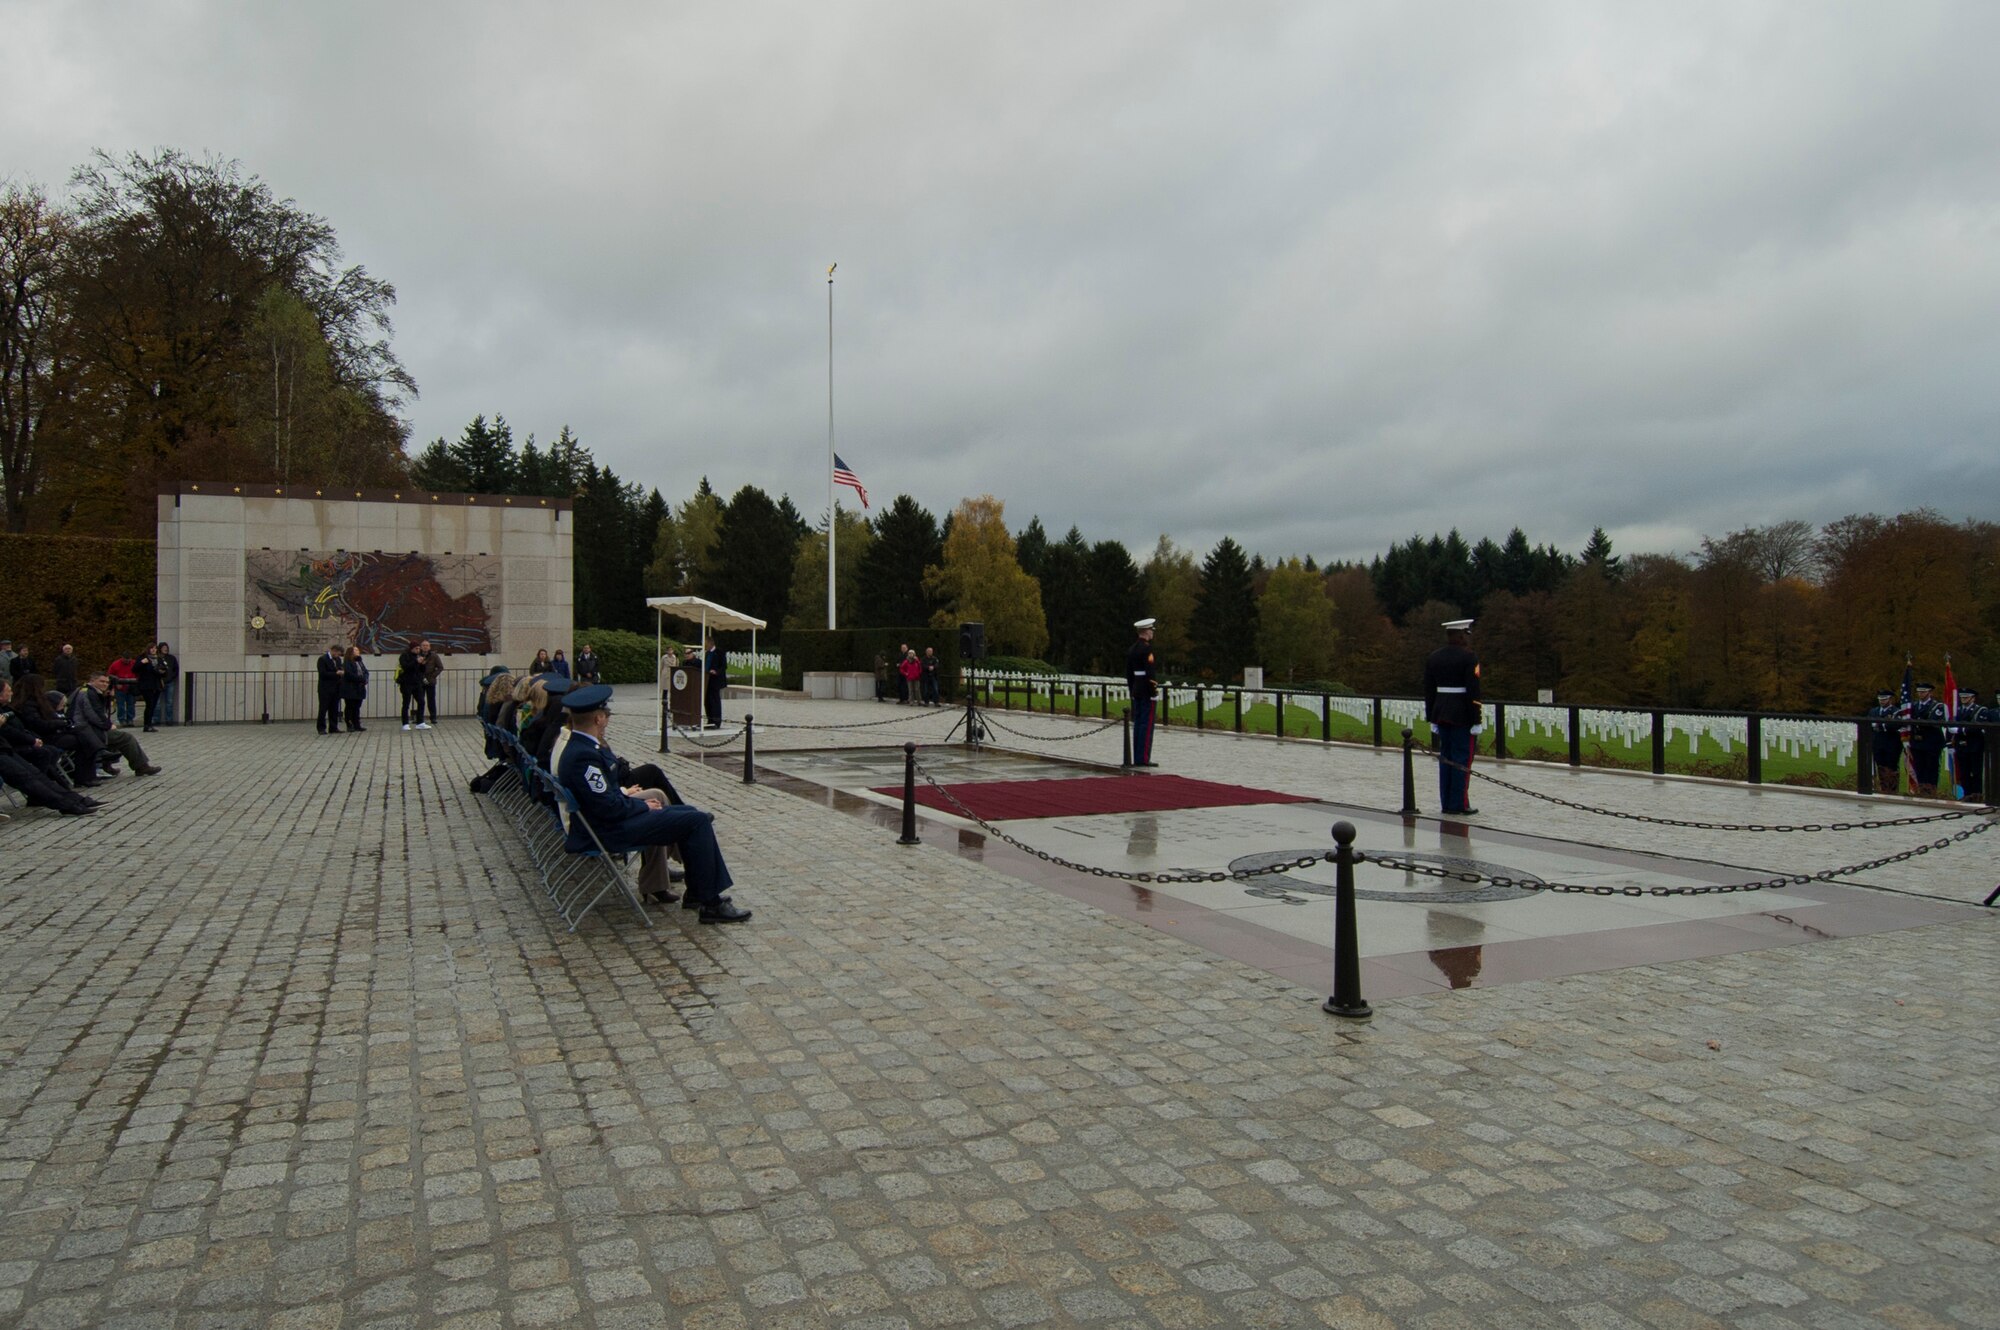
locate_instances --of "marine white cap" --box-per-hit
[1134,617,1156,630]
[1442,618,1474,632]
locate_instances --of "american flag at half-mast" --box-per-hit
[832,453,869,509]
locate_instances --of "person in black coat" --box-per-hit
[1865,688,1902,793]
[8,674,98,786]
[135,645,164,732]
[340,647,369,732]
[0,678,95,813]
[316,643,346,734]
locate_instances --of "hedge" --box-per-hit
[0,534,158,676]
[574,628,683,685]
[781,627,960,694]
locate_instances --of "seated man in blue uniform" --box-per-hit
[555,684,752,924]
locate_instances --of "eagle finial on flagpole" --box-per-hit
[828,262,836,278]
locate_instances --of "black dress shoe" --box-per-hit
[698,900,752,924]
[646,888,680,904]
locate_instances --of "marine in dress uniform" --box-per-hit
[555,685,750,923]
[1865,688,1904,793]
[1125,618,1159,767]
[1907,683,1948,796]
[1950,688,1987,801]
[1423,618,1482,815]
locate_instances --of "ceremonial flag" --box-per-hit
[1943,656,1960,797]
[832,453,869,509]
[1899,659,1915,789]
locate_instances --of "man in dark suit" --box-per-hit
[703,635,728,729]
[316,642,346,734]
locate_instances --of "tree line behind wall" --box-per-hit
[1,152,414,536]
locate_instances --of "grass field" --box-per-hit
[969,678,1869,789]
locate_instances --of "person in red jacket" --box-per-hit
[897,648,921,705]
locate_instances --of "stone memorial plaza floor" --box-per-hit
[0,689,1994,1330]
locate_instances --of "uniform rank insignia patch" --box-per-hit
[586,768,608,793]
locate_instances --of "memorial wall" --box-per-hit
[156,482,572,674]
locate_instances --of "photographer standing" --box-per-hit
[135,644,165,733]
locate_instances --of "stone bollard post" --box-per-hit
[1399,727,1419,818]
[659,688,670,755]
[1322,822,1373,1020]
[898,742,921,846]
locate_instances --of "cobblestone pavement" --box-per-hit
[0,711,1995,1329]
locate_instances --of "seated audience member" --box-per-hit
[555,685,749,923]
[0,679,96,815]
[71,673,160,776]
[8,673,98,786]
[519,676,573,771]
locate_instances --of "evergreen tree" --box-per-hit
[1082,539,1144,675]
[855,494,942,628]
[1190,537,1259,679]
[1015,516,1049,581]
[1257,557,1338,683]
[573,461,647,631]
[707,485,798,644]
[1038,527,1092,670]
[449,414,518,494]
[784,508,873,631]
[1580,526,1622,582]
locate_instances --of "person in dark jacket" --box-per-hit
[703,635,728,728]
[1865,688,1903,793]
[135,645,164,732]
[0,678,94,813]
[398,643,425,730]
[316,642,346,734]
[574,645,600,686]
[420,642,444,727]
[341,647,369,732]
[51,645,79,695]
[8,674,98,786]
[154,642,180,725]
[72,673,159,776]
[551,649,571,680]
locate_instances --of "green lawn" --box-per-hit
[969,679,1862,789]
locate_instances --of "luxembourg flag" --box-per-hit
[832,453,869,509]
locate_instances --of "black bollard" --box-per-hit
[1122,709,1133,767]
[1399,727,1419,818]
[741,714,756,784]
[898,742,921,845]
[1322,822,1373,1020]
[659,687,670,755]
[964,693,978,751]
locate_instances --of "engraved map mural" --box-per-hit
[245,551,502,654]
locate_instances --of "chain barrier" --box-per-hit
[756,709,963,733]
[1425,749,1996,833]
[979,711,1125,743]
[1365,812,1998,896]
[670,723,748,748]
[911,758,1323,884]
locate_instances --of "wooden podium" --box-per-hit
[666,657,702,727]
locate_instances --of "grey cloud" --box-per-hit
[3,1,1995,568]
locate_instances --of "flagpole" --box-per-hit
[826,263,837,630]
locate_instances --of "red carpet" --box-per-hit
[870,773,1316,821]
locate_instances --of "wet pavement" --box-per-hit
[0,693,1993,1329]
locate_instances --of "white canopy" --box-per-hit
[645,596,768,701]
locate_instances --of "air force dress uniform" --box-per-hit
[1423,619,1482,815]
[1907,684,1949,795]
[1865,689,1903,793]
[1125,618,1159,767]
[555,685,748,922]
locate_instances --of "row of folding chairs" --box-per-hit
[478,721,655,932]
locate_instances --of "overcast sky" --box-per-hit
[6,2,1997,566]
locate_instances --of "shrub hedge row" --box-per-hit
[0,534,159,676]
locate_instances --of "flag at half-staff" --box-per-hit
[833,453,870,509]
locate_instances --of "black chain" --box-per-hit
[757,710,963,732]
[1427,750,1996,832]
[980,712,1125,742]
[670,723,747,748]
[912,759,1323,884]
[1366,812,1998,896]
